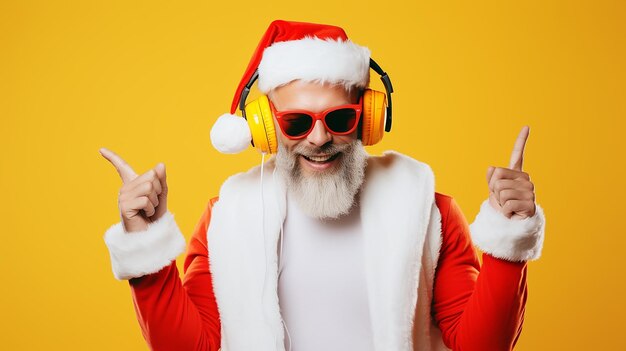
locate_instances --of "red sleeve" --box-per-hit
[127,198,222,351]
[433,193,528,351]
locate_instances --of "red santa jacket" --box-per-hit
[104,151,546,351]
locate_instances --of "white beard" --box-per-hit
[275,139,368,220]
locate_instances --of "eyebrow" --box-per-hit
[277,100,354,112]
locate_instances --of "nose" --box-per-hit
[306,120,332,147]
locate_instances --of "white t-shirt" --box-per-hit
[277,192,375,351]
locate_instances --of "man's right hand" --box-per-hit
[99,147,168,233]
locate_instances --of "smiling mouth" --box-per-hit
[301,153,341,164]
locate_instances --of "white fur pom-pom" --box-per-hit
[210,113,251,154]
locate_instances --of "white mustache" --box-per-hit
[292,142,350,158]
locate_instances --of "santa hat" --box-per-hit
[211,20,372,154]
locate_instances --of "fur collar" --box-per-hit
[207,151,449,351]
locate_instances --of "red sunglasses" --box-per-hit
[269,96,363,140]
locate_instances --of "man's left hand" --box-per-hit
[486,126,537,220]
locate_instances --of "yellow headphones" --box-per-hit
[238,58,394,155]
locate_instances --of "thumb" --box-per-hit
[154,162,167,192]
[153,162,168,219]
[486,166,496,186]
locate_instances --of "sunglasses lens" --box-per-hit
[281,113,313,137]
[325,108,357,133]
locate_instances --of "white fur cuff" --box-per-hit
[469,199,546,262]
[103,211,187,280]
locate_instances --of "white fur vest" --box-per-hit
[206,151,451,351]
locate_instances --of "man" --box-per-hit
[101,20,546,351]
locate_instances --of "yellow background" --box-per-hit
[1,0,624,349]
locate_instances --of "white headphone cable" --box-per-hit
[260,153,292,351]
[259,152,273,346]
[272,164,292,351]
[273,166,286,277]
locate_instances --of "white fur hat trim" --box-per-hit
[257,36,371,93]
[210,113,251,154]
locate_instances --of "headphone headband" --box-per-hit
[239,58,394,132]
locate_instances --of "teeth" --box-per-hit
[306,154,333,162]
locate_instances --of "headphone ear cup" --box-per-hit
[360,89,387,146]
[244,95,278,154]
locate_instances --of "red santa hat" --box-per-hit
[211,20,371,154]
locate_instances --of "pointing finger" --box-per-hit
[509,126,530,171]
[99,147,138,184]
